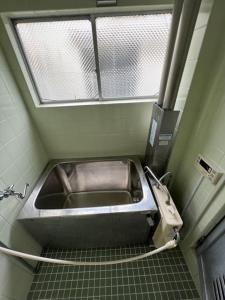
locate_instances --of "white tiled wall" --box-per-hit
[0,46,48,299]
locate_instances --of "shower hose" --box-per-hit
[0,234,179,266]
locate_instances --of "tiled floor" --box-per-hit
[27,244,200,300]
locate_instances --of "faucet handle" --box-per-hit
[20,183,29,199]
[6,184,15,192]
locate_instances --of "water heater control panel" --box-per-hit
[196,154,222,184]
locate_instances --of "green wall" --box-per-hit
[0,0,161,159]
[2,0,225,296]
[29,103,153,158]
[168,0,225,292]
[0,46,48,299]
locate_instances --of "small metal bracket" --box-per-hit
[96,0,117,7]
[173,230,180,245]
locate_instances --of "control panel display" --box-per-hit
[199,159,211,172]
[196,155,222,184]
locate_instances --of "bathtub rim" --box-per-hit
[18,156,157,220]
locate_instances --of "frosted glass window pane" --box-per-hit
[16,19,98,102]
[96,14,172,99]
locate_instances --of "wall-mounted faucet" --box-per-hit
[0,183,29,201]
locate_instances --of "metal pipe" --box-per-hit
[0,241,35,273]
[163,0,202,110]
[91,15,103,101]
[157,0,184,107]
[159,172,172,184]
[181,175,204,217]
[144,166,171,205]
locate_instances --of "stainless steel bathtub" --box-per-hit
[18,157,157,248]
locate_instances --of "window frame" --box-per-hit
[9,9,172,107]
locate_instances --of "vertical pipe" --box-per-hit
[181,175,204,217]
[157,0,184,107]
[163,0,202,110]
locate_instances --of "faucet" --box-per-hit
[0,183,29,201]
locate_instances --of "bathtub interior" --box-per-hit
[35,160,143,209]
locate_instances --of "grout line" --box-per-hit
[27,244,200,300]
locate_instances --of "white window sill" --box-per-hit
[35,98,157,108]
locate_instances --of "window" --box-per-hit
[14,12,172,105]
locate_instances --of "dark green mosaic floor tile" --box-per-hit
[27,245,200,300]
